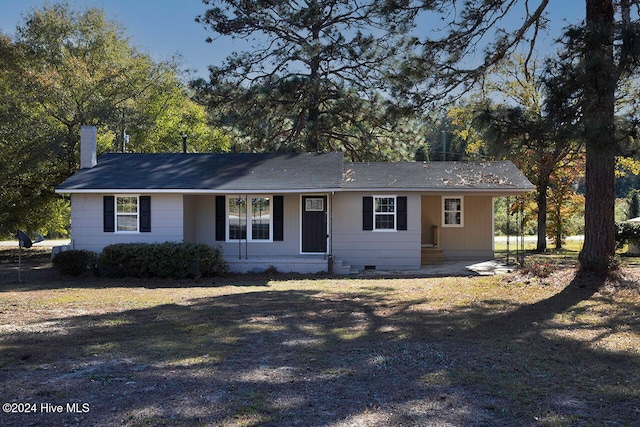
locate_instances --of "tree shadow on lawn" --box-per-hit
[1,275,639,426]
[0,250,341,291]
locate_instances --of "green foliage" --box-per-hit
[414,145,429,161]
[97,242,228,279]
[387,1,640,270]
[493,197,537,236]
[52,250,97,276]
[469,56,584,252]
[0,2,229,236]
[139,95,231,153]
[193,1,421,160]
[19,198,71,239]
[628,190,640,219]
[616,221,640,249]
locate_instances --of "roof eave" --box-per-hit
[340,187,534,194]
[55,187,343,194]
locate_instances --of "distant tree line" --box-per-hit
[195,0,640,271]
[0,3,229,237]
[3,1,640,273]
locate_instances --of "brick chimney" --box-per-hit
[80,126,97,169]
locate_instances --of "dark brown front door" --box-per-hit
[302,196,327,253]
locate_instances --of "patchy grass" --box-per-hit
[0,249,639,426]
[493,236,587,252]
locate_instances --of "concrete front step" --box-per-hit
[332,258,358,275]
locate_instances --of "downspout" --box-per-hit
[491,197,495,254]
[244,194,248,259]
[328,192,334,274]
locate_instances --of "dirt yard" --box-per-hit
[1,248,639,426]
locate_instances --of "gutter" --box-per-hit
[55,187,344,195]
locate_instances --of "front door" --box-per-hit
[302,196,327,253]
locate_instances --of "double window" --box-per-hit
[443,197,463,227]
[227,196,272,241]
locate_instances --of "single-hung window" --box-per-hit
[443,196,463,227]
[116,196,138,232]
[374,196,396,231]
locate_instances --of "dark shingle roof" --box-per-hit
[342,161,534,191]
[56,152,534,194]
[56,152,344,192]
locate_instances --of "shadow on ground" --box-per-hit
[0,248,515,292]
[1,270,639,426]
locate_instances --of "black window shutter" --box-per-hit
[140,196,151,232]
[397,196,407,230]
[103,196,115,233]
[363,196,373,230]
[273,195,284,241]
[215,195,226,241]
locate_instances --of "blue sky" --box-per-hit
[0,0,239,79]
[0,0,585,81]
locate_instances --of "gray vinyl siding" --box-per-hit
[185,195,218,245]
[331,192,421,270]
[69,193,184,252]
[183,195,197,242]
[185,194,303,257]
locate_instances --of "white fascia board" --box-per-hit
[339,187,534,195]
[55,187,343,194]
[55,186,533,195]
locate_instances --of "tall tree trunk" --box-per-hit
[305,0,322,153]
[578,0,617,271]
[554,201,563,249]
[535,177,549,252]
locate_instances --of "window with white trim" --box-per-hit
[116,196,139,232]
[443,196,463,227]
[374,195,396,231]
[251,197,271,240]
[227,196,272,241]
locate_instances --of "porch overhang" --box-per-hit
[340,188,533,196]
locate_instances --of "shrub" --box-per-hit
[520,260,554,278]
[97,242,227,279]
[616,221,640,249]
[52,250,97,276]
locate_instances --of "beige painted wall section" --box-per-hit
[421,195,441,245]
[421,195,494,257]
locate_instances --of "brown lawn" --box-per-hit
[1,248,639,426]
